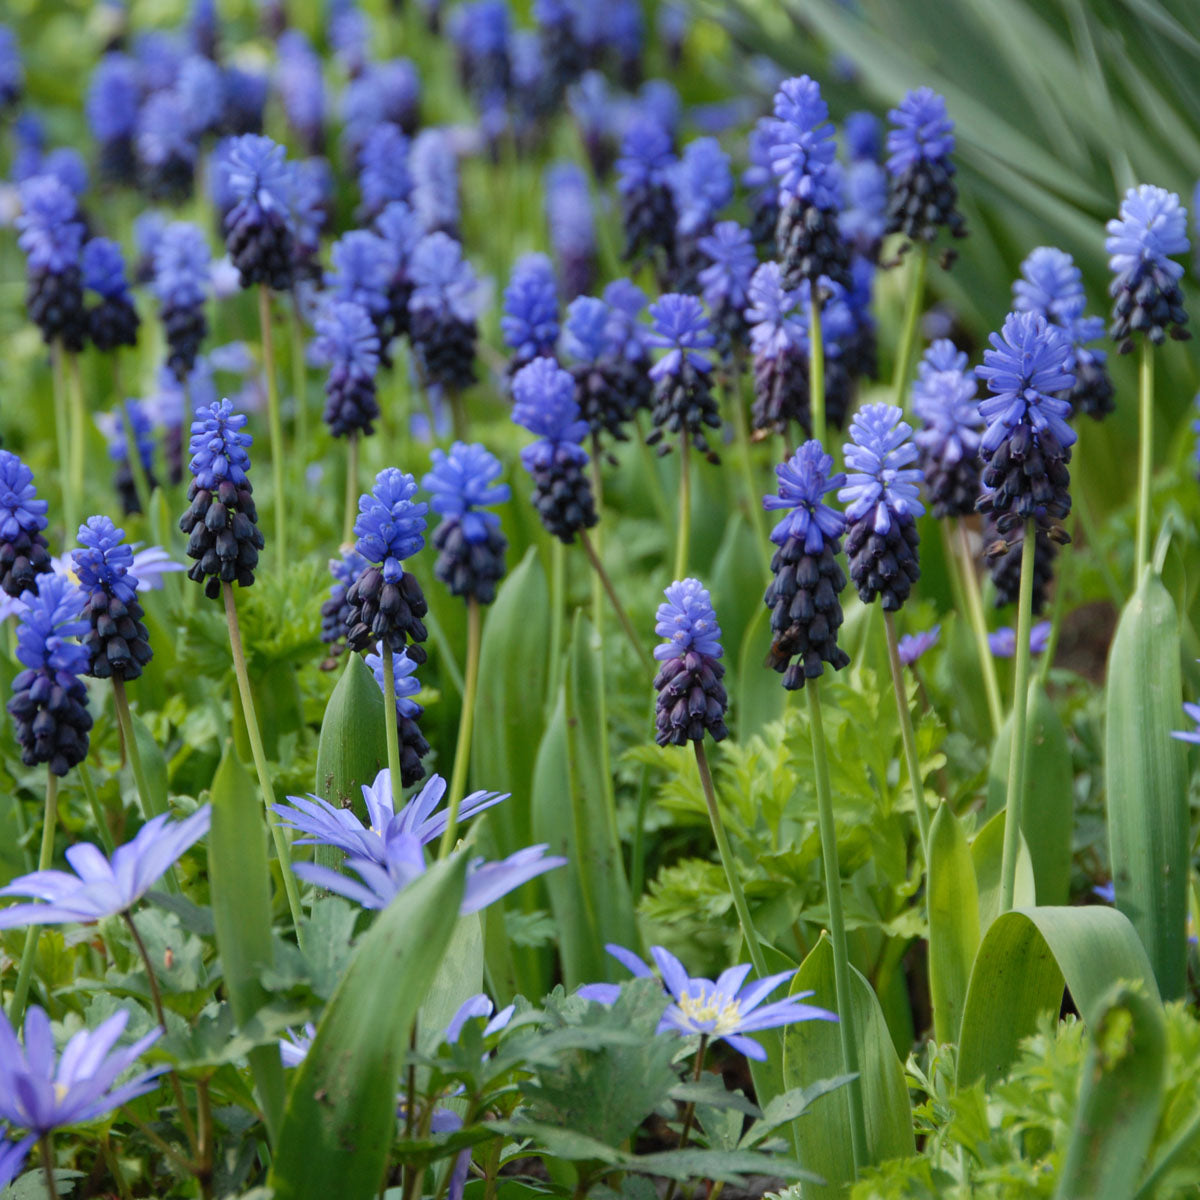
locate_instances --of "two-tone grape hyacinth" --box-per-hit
[668,136,733,291]
[1014,246,1114,420]
[601,278,654,416]
[313,300,381,438]
[653,578,729,746]
[912,339,983,518]
[136,89,198,204]
[7,574,93,776]
[408,233,478,393]
[975,311,1076,544]
[512,358,598,544]
[72,516,153,682]
[769,75,849,289]
[0,24,23,112]
[357,123,412,222]
[154,222,211,382]
[82,238,140,353]
[103,399,158,512]
[762,442,850,690]
[646,295,721,463]
[563,295,632,449]
[746,262,808,435]
[320,548,368,651]
[545,161,597,299]
[884,88,966,251]
[501,253,560,375]
[375,200,423,343]
[534,0,585,111]
[366,646,430,786]
[344,469,430,663]
[221,134,295,292]
[1106,185,1190,353]
[326,230,399,361]
[0,451,51,599]
[423,442,510,605]
[616,116,677,271]
[87,52,140,184]
[698,221,757,360]
[178,400,265,600]
[744,117,782,249]
[410,128,460,237]
[16,175,87,352]
[839,403,924,610]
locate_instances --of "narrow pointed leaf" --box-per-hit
[928,802,980,1045]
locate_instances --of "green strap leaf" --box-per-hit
[957,906,1161,1088]
[971,809,1036,932]
[928,803,980,1046]
[269,854,467,1200]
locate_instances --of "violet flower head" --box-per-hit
[1014,246,1085,327]
[647,294,714,381]
[844,111,881,163]
[616,115,677,264]
[0,808,211,928]
[654,577,723,662]
[562,295,609,364]
[840,403,925,534]
[136,89,198,204]
[0,1006,165,1137]
[410,128,460,236]
[326,230,398,322]
[669,136,733,238]
[698,220,757,321]
[898,625,940,667]
[988,621,1052,659]
[187,398,252,490]
[221,133,295,291]
[501,253,560,367]
[912,339,983,519]
[545,161,597,299]
[839,158,888,258]
[177,54,224,138]
[354,468,428,584]
[87,51,140,147]
[885,87,955,175]
[358,122,412,221]
[0,450,51,599]
[16,174,84,275]
[653,578,728,745]
[408,232,477,324]
[602,279,649,360]
[82,238,131,303]
[763,441,846,552]
[745,262,804,361]
[768,75,838,210]
[884,87,965,245]
[314,299,381,439]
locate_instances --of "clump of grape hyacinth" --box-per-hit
[912,339,983,518]
[366,646,429,786]
[975,311,1075,545]
[408,233,478,393]
[884,88,966,251]
[179,399,265,599]
[763,442,850,690]
[344,469,430,663]
[72,516,153,682]
[616,116,677,272]
[83,238,140,353]
[0,452,51,599]
[7,574,93,776]
[839,403,924,610]
[1105,185,1190,353]
[646,294,721,463]
[1014,246,1114,420]
[16,175,87,352]
[512,358,598,543]
[501,253,560,375]
[423,442,510,605]
[769,75,848,289]
[154,222,211,382]
[698,221,757,361]
[221,134,295,292]
[563,295,631,449]
[313,300,381,439]
[545,161,597,299]
[653,578,728,746]
[746,263,808,435]
[320,548,368,651]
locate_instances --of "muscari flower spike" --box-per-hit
[87,52,140,184]
[645,294,721,463]
[326,230,399,355]
[0,24,23,112]
[221,134,295,292]
[374,200,423,342]
[762,441,850,690]
[884,87,966,249]
[668,136,733,289]
[912,338,983,519]
[313,299,381,439]
[71,516,153,682]
[501,253,560,373]
[839,403,924,611]
[154,222,211,382]
[512,357,597,544]
[83,238,140,353]
[545,161,597,300]
[366,646,430,785]
[975,310,1076,545]
[653,577,729,746]
[320,548,369,650]
[136,90,198,205]
[277,31,326,156]
[0,807,211,928]
[746,262,808,436]
[221,65,269,138]
[16,175,87,352]
[698,220,757,356]
[408,232,479,393]
[423,442,510,605]
[1106,184,1190,352]
[616,115,677,270]
[7,574,93,776]
[178,399,265,599]
[358,122,412,222]
[898,625,940,667]
[564,295,634,448]
[410,128,460,238]
[0,451,52,599]
[344,469,430,661]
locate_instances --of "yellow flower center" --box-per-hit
[677,987,743,1034]
[54,1082,69,1103]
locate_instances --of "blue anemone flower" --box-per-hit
[898,625,941,666]
[763,441,846,551]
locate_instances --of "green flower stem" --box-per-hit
[579,529,652,673]
[9,771,57,1025]
[806,680,867,1175]
[547,539,566,714]
[123,911,198,1157]
[674,434,691,580]
[693,741,768,980]
[289,289,309,479]
[380,645,404,809]
[724,368,768,554]
[221,582,305,946]
[1135,339,1154,583]
[78,762,115,857]
[809,295,825,448]
[892,243,929,412]
[51,343,75,538]
[661,1034,708,1200]
[953,520,1004,734]
[438,597,482,858]
[67,352,88,527]
[883,610,931,857]
[257,286,287,564]
[125,432,154,526]
[590,435,605,639]
[40,1133,57,1200]
[998,521,1037,913]
[343,430,360,546]
[448,387,468,442]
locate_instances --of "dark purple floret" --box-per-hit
[984,507,1058,615]
[314,300,381,438]
[616,116,677,272]
[221,66,269,136]
[884,87,966,248]
[0,451,52,599]
[321,549,369,649]
[136,90,198,203]
[83,238,140,352]
[746,262,808,435]
[221,134,295,291]
[154,222,210,381]
[545,161,596,299]
[16,175,87,352]
[645,294,721,462]
[762,441,850,689]
[653,578,728,746]
[407,233,478,393]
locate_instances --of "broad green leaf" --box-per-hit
[269,854,467,1200]
[131,711,169,819]
[985,682,1073,906]
[1105,572,1189,1000]
[1055,982,1167,1200]
[736,605,785,742]
[782,933,915,1198]
[207,741,285,1141]
[928,803,980,1046]
[957,906,1160,1088]
[971,809,1036,933]
[419,913,484,1055]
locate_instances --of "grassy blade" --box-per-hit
[928,802,980,1046]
